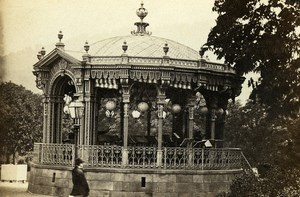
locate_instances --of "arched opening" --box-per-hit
[49,75,76,143]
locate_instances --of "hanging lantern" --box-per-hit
[132,110,141,119]
[199,106,208,115]
[137,102,149,112]
[225,110,229,116]
[162,111,167,119]
[69,100,84,119]
[105,110,114,117]
[217,108,224,116]
[172,104,181,114]
[105,100,116,111]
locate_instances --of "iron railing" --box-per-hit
[81,145,122,168]
[128,146,157,168]
[33,143,244,170]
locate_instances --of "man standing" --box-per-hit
[70,158,90,197]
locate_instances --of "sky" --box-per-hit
[0,0,254,103]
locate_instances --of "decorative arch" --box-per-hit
[49,70,77,96]
[46,69,77,144]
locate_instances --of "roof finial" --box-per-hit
[40,47,46,56]
[122,41,128,54]
[56,30,65,50]
[199,45,208,59]
[37,47,46,60]
[136,1,148,22]
[163,42,169,56]
[84,41,90,53]
[131,2,151,36]
[37,51,42,60]
[58,30,63,42]
[82,41,90,61]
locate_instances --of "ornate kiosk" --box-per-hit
[29,3,246,197]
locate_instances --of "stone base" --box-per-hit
[28,164,242,197]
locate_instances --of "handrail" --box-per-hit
[241,151,252,169]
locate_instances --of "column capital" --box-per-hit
[157,104,164,119]
[187,96,197,107]
[188,106,195,120]
[156,94,166,105]
[122,93,130,103]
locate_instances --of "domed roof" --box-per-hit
[89,35,200,60]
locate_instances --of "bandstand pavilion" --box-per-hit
[29,3,246,197]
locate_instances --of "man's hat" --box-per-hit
[75,158,84,166]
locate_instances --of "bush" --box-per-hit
[17,159,25,164]
[226,167,300,197]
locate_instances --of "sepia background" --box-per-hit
[0,0,254,103]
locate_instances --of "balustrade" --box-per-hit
[80,145,122,168]
[33,143,244,170]
[34,143,74,166]
[128,146,157,168]
[163,147,189,169]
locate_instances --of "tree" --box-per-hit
[228,167,300,197]
[225,100,300,168]
[0,82,43,163]
[222,100,300,196]
[207,0,300,117]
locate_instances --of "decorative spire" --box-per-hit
[82,41,90,61]
[36,47,46,60]
[136,1,148,22]
[163,42,169,56]
[56,30,65,50]
[84,41,90,53]
[122,41,128,54]
[131,2,151,36]
[58,30,63,42]
[37,51,42,60]
[40,47,46,56]
[199,45,208,59]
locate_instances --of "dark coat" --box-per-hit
[70,167,90,197]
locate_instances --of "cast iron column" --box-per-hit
[122,93,130,166]
[156,94,166,167]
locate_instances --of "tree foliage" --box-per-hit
[207,0,300,117]
[225,100,300,168]
[222,101,300,196]
[0,82,43,163]
[228,167,300,197]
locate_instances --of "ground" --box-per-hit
[0,181,51,197]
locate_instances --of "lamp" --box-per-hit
[171,104,181,114]
[162,111,167,119]
[68,100,84,159]
[69,100,84,120]
[132,110,141,119]
[105,110,115,118]
[216,108,224,116]
[105,100,116,118]
[199,106,208,115]
[105,100,116,111]
[137,102,149,112]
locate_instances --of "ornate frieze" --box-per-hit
[49,59,73,78]
[88,66,235,92]
[170,59,198,68]
[129,57,162,65]
[90,57,122,64]
[88,56,234,73]
[34,71,49,90]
